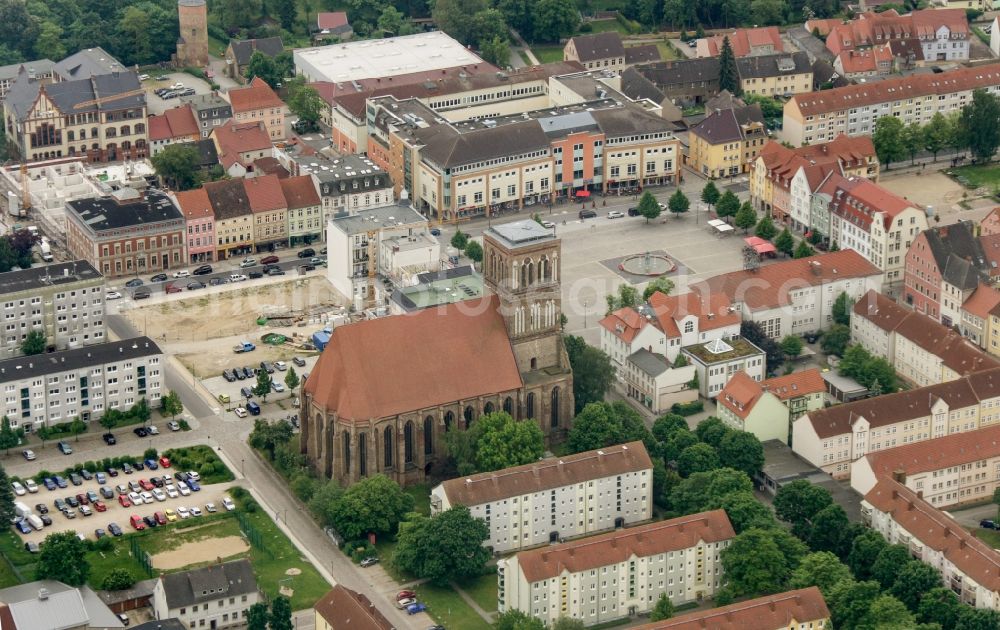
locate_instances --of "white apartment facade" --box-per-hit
[430,441,652,554]
[497,510,735,627]
[681,337,767,398]
[152,559,261,629]
[792,366,1000,478]
[863,479,1000,610]
[0,336,162,431]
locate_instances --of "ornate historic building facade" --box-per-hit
[301,220,574,487]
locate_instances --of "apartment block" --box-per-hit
[630,588,830,630]
[782,66,1000,147]
[852,424,1000,509]
[716,371,790,443]
[0,261,104,359]
[821,9,969,63]
[497,511,735,627]
[152,559,260,629]
[226,77,285,141]
[431,441,652,554]
[687,99,766,179]
[0,336,162,431]
[792,366,1000,477]
[863,478,1000,610]
[852,289,999,387]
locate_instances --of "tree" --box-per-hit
[216,0,262,30]
[718,36,740,95]
[959,88,1000,163]
[751,0,785,25]
[566,401,653,455]
[20,329,45,356]
[652,413,689,444]
[917,587,962,630]
[774,480,832,530]
[248,418,294,460]
[666,189,689,218]
[432,0,486,44]
[716,491,775,533]
[307,481,344,527]
[807,503,850,556]
[890,560,943,611]
[866,594,916,629]
[755,215,777,240]
[36,531,89,585]
[717,431,764,477]
[376,5,405,34]
[642,276,674,301]
[480,35,510,67]
[161,390,183,420]
[286,81,326,127]
[605,283,640,315]
[495,610,546,630]
[69,417,86,441]
[393,506,490,585]
[694,417,729,448]
[0,464,13,525]
[532,0,579,43]
[832,292,853,326]
[0,416,23,454]
[817,324,848,358]
[740,320,784,375]
[564,335,614,413]
[774,228,795,256]
[701,181,720,209]
[872,544,913,589]
[847,530,888,582]
[151,144,200,191]
[269,596,292,630]
[956,607,1000,630]
[242,51,281,88]
[668,467,752,515]
[903,122,924,165]
[923,111,953,161]
[247,602,269,630]
[116,7,152,66]
[734,202,756,233]
[465,240,484,264]
[284,367,300,392]
[269,0,296,30]
[330,474,413,540]
[780,335,803,359]
[661,427,700,464]
[788,551,853,596]
[472,412,544,473]
[828,579,881,630]
[99,410,120,433]
[253,368,272,401]
[638,190,661,222]
[793,240,815,259]
[677,442,720,477]
[715,190,740,222]
[650,592,674,621]
[101,568,136,590]
[451,230,469,250]
[720,528,795,596]
[34,20,66,62]
[873,115,907,170]
[550,619,585,630]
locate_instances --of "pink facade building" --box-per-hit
[174,188,216,263]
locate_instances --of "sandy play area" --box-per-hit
[151,535,251,571]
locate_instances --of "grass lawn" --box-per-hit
[0,557,21,588]
[414,582,492,630]
[975,528,1000,549]
[948,163,1000,190]
[655,41,678,61]
[531,45,566,64]
[518,50,532,66]
[163,445,235,485]
[208,36,227,58]
[587,20,628,34]
[461,572,498,614]
[371,537,414,583]
[405,483,432,517]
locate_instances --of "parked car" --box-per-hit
[396,590,415,602]
[187,479,201,492]
[205,502,217,513]
[267,268,285,276]
[24,479,37,494]
[138,479,154,491]
[172,270,190,279]
[130,515,145,530]
[260,361,274,374]
[154,511,167,525]
[298,248,316,258]
[102,432,117,445]
[65,496,79,508]
[147,425,159,435]
[292,356,306,367]
[164,508,178,522]
[24,540,39,552]
[271,380,285,393]
[39,514,51,526]
[176,506,191,519]
[152,488,166,502]
[142,515,157,528]
[208,277,228,286]
[406,603,426,615]
[145,459,160,470]
[261,255,279,264]
[108,522,123,536]
[86,490,99,503]
[240,258,257,268]
[22,449,35,461]
[54,476,67,488]
[80,469,93,481]
[235,407,247,418]
[134,427,148,438]
[105,291,122,300]
[396,598,416,609]
[193,264,213,275]
[93,500,107,512]
[186,281,205,290]
[122,462,134,474]
[34,503,48,515]
[159,456,171,468]
[125,278,143,288]
[99,487,114,499]
[150,273,168,282]
[43,478,55,491]
[94,528,106,539]
[579,209,597,219]
[222,496,235,511]
[607,210,625,219]
[247,401,261,415]
[190,506,203,516]
[274,360,287,371]
[240,386,253,399]
[78,505,92,517]
[95,472,106,485]
[69,473,82,486]
[11,481,25,496]
[360,557,379,568]
[165,284,183,294]
[57,441,72,455]
[248,270,264,279]
[168,421,180,431]
[14,520,31,534]
[981,519,997,530]
[105,466,119,478]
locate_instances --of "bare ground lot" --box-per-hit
[152,535,249,570]
[122,277,342,378]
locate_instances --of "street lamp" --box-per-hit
[241,458,245,475]
[583,299,591,328]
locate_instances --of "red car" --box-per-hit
[76,493,89,505]
[130,514,145,530]
[397,590,415,602]
[154,511,167,525]
[165,284,182,294]
[93,500,107,512]
[139,479,154,491]
[261,255,279,265]
[118,495,132,508]
[159,456,171,468]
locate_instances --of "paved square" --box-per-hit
[600,250,689,283]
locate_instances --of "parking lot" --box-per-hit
[14,472,237,545]
[204,354,321,421]
[142,72,216,115]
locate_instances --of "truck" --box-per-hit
[14,501,31,521]
[233,341,256,354]
[39,238,52,263]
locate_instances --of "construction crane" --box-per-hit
[72,88,146,110]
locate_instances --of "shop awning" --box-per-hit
[575,190,591,198]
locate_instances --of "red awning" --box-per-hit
[575,190,591,198]
[754,242,777,254]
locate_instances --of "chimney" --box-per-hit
[541,552,549,562]
[960,539,967,549]
[37,588,49,600]
[810,260,822,275]
[769,601,776,612]
[597,450,605,459]
[906,500,913,511]
[891,469,906,484]
[891,490,898,500]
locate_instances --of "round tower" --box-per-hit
[176,0,209,68]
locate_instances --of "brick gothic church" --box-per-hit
[301,220,574,487]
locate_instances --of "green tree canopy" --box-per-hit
[284,367,300,391]
[832,292,853,326]
[480,35,510,67]
[565,401,652,455]
[449,411,544,474]
[793,240,815,259]
[650,592,674,621]
[667,189,689,217]
[923,111,953,161]
[701,181,720,208]
[873,115,907,169]
[865,594,916,629]
[694,417,730,448]
[269,596,293,630]
[464,240,484,264]
[773,480,833,530]
[827,579,881,630]
[495,610,546,630]
[451,230,469,250]
[161,390,183,419]
[916,587,962,630]
[871,544,913,589]
[806,503,850,556]
[564,335,614,414]
[605,283,640,315]
[651,413,688,444]
[151,144,201,191]
[253,368,272,401]
[36,531,89,585]
[249,418,294,460]
[717,430,764,478]
[847,529,888,582]
[820,324,851,357]
[721,528,798,596]
[638,190,661,222]
[101,568,136,590]
[734,202,757,233]
[329,474,414,541]
[0,416,23,454]
[20,329,46,356]
[432,0,487,44]
[718,36,740,94]
[531,0,579,43]
[788,551,853,597]
[958,88,1000,163]
[755,215,777,240]
[0,464,14,524]
[669,467,753,515]
[715,190,740,222]
[774,228,795,256]
[286,78,326,126]
[677,442,720,477]
[242,51,282,88]
[779,335,803,359]
[643,277,674,301]
[247,602,269,630]
[393,506,490,585]
[890,560,944,611]
[715,491,775,533]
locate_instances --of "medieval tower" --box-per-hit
[176,0,209,68]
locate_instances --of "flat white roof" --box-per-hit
[293,31,484,84]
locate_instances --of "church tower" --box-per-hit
[176,0,209,68]
[483,220,574,441]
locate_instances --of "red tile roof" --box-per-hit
[598,306,650,343]
[696,250,881,312]
[828,177,917,231]
[648,290,740,336]
[862,423,1000,480]
[148,105,199,142]
[279,175,321,209]
[754,136,876,191]
[791,65,1000,117]
[243,175,286,213]
[173,188,213,221]
[514,510,735,583]
[717,371,765,420]
[304,295,523,421]
[212,121,272,162]
[702,27,783,57]
[837,45,893,74]
[805,18,847,37]
[762,368,826,400]
[980,207,1000,236]
[316,11,349,30]
[632,588,830,630]
[962,284,1000,319]
[802,366,1000,438]
[228,76,284,113]
[313,585,393,630]
[440,441,653,506]
[865,478,1000,592]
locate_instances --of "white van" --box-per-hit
[26,514,43,531]
[13,501,31,520]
